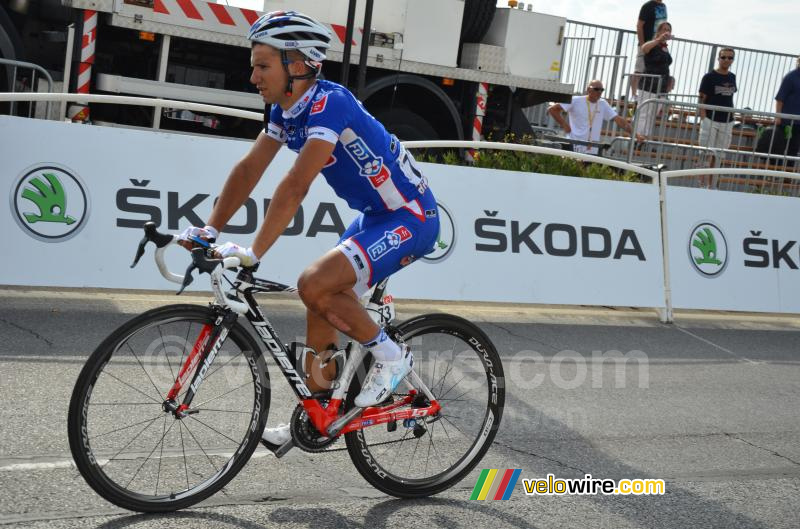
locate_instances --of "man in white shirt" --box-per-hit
[548,80,638,155]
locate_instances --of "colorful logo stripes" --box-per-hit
[470,469,522,500]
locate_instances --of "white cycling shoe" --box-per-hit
[261,424,291,450]
[354,347,414,408]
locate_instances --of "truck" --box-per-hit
[0,0,573,141]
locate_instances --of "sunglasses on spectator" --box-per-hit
[719,56,734,60]
[590,87,605,92]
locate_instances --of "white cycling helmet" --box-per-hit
[248,11,332,64]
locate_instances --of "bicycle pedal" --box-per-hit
[260,438,294,458]
[387,420,397,432]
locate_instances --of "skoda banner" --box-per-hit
[666,186,800,313]
[2,116,665,308]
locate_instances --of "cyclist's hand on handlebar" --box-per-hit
[214,242,259,267]
[178,225,219,250]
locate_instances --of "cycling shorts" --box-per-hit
[337,190,439,297]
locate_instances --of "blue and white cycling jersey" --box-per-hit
[264,79,429,216]
[263,79,439,295]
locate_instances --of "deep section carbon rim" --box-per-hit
[69,306,267,511]
[346,314,503,495]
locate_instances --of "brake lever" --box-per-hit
[176,262,196,295]
[131,221,176,268]
[130,235,148,269]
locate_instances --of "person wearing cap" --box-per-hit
[178,11,439,453]
[548,80,640,155]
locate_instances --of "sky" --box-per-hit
[498,0,798,56]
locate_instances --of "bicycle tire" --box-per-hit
[345,313,504,498]
[67,304,270,512]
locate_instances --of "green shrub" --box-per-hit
[411,135,642,183]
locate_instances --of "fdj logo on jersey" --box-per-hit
[344,137,391,187]
[368,226,413,261]
[12,164,90,242]
[688,222,728,277]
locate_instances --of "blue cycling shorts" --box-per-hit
[337,190,439,297]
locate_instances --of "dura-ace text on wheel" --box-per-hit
[345,313,504,498]
[67,304,270,513]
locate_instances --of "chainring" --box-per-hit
[289,402,339,453]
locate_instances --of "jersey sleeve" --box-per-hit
[305,90,351,145]
[265,104,287,143]
[600,99,617,120]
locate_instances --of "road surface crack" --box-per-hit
[494,440,587,474]
[0,317,54,347]
[724,432,800,466]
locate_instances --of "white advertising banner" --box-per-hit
[1,116,665,308]
[666,186,800,313]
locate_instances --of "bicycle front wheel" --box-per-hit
[67,304,270,512]
[345,313,504,498]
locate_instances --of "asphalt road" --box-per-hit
[1,288,799,528]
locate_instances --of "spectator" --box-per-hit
[632,0,668,99]
[775,54,800,157]
[548,80,640,155]
[698,48,738,151]
[635,21,673,139]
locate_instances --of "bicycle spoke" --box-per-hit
[194,408,252,415]
[197,350,245,386]
[124,419,177,490]
[103,414,163,467]
[435,414,455,442]
[155,415,167,495]
[126,342,166,401]
[386,428,414,469]
[90,402,160,406]
[179,422,189,491]
[438,373,467,401]
[440,414,471,440]
[443,386,475,405]
[186,415,241,446]
[180,420,221,474]
[157,324,177,384]
[99,370,162,406]
[190,379,253,410]
[90,413,165,441]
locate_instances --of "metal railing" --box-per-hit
[604,98,800,194]
[7,91,800,321]
[0,58,54,119]
[561,20,797,114]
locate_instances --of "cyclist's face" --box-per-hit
[250,44,287,104]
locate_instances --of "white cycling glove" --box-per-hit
[215,242,260,267]
[178,225,219,246]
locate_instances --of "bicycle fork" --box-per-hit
[163,311,236,418]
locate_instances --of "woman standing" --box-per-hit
[636,21,673,139]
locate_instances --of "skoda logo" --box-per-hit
[422,201,456,264]
[688,221,728,277]
[11,164,90,242]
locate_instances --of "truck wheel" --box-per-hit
[375,108,439,141]
[460,0,497,43]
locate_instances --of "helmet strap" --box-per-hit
[280,50,321,97]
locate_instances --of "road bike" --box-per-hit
[67,222,504,512]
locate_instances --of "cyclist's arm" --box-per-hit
[251,138,337,257]
[206,131,282,231]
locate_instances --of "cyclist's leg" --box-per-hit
[298,247,379,344]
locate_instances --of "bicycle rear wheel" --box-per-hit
[345,313,504,498]
[67,304,270,512]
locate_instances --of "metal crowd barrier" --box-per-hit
[0,58,55,119]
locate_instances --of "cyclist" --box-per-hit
[179,11,439,450]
